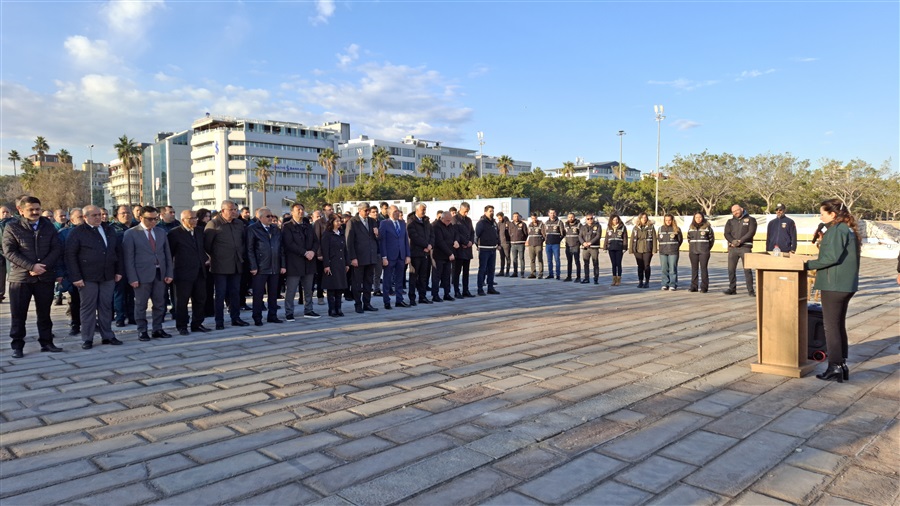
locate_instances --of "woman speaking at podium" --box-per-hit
[804,199,861,383]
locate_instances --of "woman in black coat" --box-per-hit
[320,214,349,317]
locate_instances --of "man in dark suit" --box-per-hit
[407,203,433,304]
[122,206,174,341]
[431,210,458,302]
[246,207,285,326]
[345,202,379,313]
[283,203,320,321]
[2,196,63,358]
[65,205,123,349]
[379,205,411,309]
[452,202,475,298]
[168,210,210,335]
[205,200,250,329]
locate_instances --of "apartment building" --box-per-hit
[545,161,642,182]
[141,131,192,210]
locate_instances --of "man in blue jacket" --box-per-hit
[766,203,797,254]
[379,205,410,309]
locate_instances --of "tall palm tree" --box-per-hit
[305,163,312,190]
[114,135,141,204]
[417,156,439,179]
[317,148,339,191]
[461,162,478,180]
[7,150,20,177]
[496,155,514,177]
[356,156,366,184]
[57,149,71,166]
[562,161,575,178]
[32,136,49,168]
[255,158,272,207]
[615,162,629,180]
[337,169,345,188]
[371,146,392,183]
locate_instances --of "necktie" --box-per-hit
[147,229,156,251]
[362,219,368,231]
[395,220,400,235]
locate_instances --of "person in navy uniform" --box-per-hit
[723,204,758,296]
[687,212,715,293]
[579,214,602,284]
[603,214,628,286]
[766,203,797,254]
[474,205,501,296]
[563,213,583,282]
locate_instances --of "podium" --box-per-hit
[744,253,817,377]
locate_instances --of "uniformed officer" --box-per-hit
[687,212,715,292]
[603,214,628,286]
[579,213,602,284]
[563,213,582,282]
[766,203,797,254]
[507,212,527,277]
[723,204,757,296]
[543,209,563,280]
[526,213,545,279]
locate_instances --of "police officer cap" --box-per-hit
[775,203,786,211]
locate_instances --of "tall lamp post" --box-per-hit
[653,105,666,217]
[477,131,485,178]
[617,130,626,180]
[88,144,94,206]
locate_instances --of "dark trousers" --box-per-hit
[432,259,452,298]
[175,277,207,329]
[582,248,600,280]
[608,249,624,276]
[411,256,430,301]
[635,252,653,283]
[314,259,325,298]
[8,281,54,350]
[204,269,215,317]
[240,268,252,304]
[566,246,582,279]
[114,277,135,324]
[252,273,280,322]
[351,263,375,307]
[821,290,854,365]
[477,248,496,290]
[727,246,754,293]
[79,280,115,342]
[453,258,470,294]
[326,293,343,314]
[67,284,82,328]
[164,282,176,316]
[498,243,510,274]
[0,259,6,299]
[382,259,406,304]
[689,252,711,291]
[213,273,242,324]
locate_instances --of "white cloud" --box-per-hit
[671,119,701,131]
[311,0,335,25]
[468,65,490,78]
[337,44,360,67]
[63,36,121,67]
[154,72,176,82]
[647,78,719,91]
[824,131,834,136]
[794,57,819,62]
[736,68,776,81]
[103,0,164,36]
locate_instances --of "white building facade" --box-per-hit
[545,161,642,182]
[190,116,350,215]
[141,131,193,210]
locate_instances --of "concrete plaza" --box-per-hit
[0,253,897,505]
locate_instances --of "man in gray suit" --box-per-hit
[123,206,174,341]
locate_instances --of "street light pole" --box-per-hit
[477,131,485,178]
[617,130,626,180]
[654,105,666,217]
[88,144,94,206]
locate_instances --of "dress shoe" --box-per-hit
[816,364,845,383]
[408,299,417,306]
[151,330,172,338]
[177,328,190,336]
[69,326,80,336]
[191,325,212,333]
[701,288,708,293]
[254,320,264,326]
[101,337,123,345]
[454,292,463,299]
[563,276,572,282]
[384,302,392,310]
[419,298,433,304]
[574,277,581,283]
[41,345,63,353]
[722,288,737,295]
[115,321,127,328]
[841,363,850,380]
[215,323,225,330]
[689,287,698,292]
[511,273,518,278]
[336,310,345,317]
[497,272,505,277]
[329,310,339,317]
[82,342,93,350]
[442,295,455,301]
[527,274,536,279]
[581,279,590,284]
[138,332,151,341]
[395,301,410,308]
[463,291,476,298]
[11,349,24,358]
[355,305,365,314]
[431,296,443,303]
[537,274,544,279]
[267,318,284,323]
[363,305,378,312]
[477,289,486,296]
[232,319,250,327]
[487,288,500,295]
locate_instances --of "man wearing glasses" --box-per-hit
[247,207,286,325]
[168,210,210,335]
[123,206,173,342]
[111,205,137,326]
[205,201,250,329]
[579,213,603,284]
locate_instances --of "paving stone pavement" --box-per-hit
[0,254,897,505]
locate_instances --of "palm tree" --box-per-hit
[337,169,345,188]
[272,156,279,194]
[317,148,339,191]
[496,155,514,177]
[114,135,141,204]
[356,156,366,184]
[32,136,49,168]
[561,161,575,178]
[615,162,629,180]
[305,163,312,190]
[417,156,439,179]
[7,150,20,177]
[371,146,392,183]
[57,149,71,166]
[255,158,272,207]
[461,162,478,180]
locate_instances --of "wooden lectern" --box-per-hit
[744,253,816,377]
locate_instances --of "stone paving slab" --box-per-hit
[0,254,897,505]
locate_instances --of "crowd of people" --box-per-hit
[1,196,866,385]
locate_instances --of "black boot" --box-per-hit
[816,364,845,383]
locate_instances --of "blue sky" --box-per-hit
[1,1,898,177]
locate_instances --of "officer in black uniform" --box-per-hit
[723,204,757,296]
[563,212,582,282]
[579,213,602,284]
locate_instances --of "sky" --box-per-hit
[1,1,898,178]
